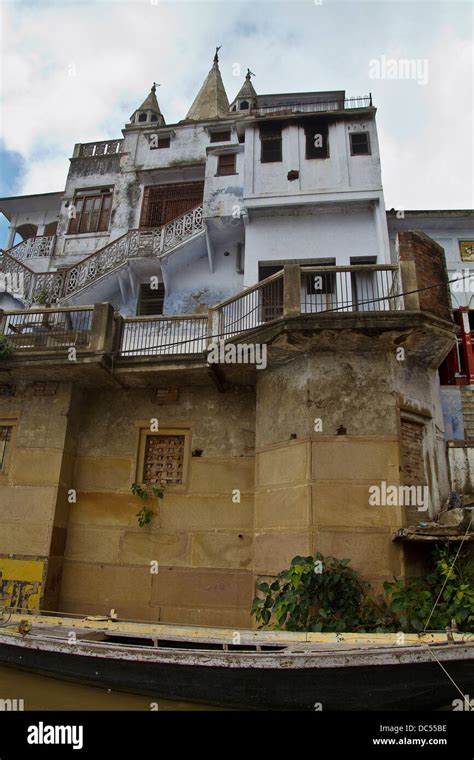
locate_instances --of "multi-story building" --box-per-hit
[0,52,467,626]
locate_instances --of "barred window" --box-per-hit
[143,434,185,486]
[0,426,12,473]
[350,132,371,156]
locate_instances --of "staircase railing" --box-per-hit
[6,235,56,261]
[0,205,204,304]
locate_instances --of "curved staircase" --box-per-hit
[0,205,204,306]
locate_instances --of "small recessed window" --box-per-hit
[350,132,371,155]
[157,137,170,149]
[136,428,190,489]
[260,126,282,163]
[150,114,158,122]
[210,130,231,143]
[137,283,165,315]
[240,101,249,110]
[143,434,185,486]
[217,154,236,176]
[138,113,147,123]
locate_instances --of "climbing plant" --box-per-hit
[131,483,165,528]
[383,545,474,632]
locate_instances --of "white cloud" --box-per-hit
[0,0,472,209]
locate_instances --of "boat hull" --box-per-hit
[1,638,473,711]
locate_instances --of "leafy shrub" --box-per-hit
[0,334,13,360]
[251,547,474,633]
[251,552,392,632]
[383,545,474,632]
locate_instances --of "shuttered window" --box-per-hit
[143,434,185,486]
[260,126,282,163]
[137,283,165,316]
[305,120,329,159]
[217,154,236,176]
[140,182,204,228]
[68,190,113,234]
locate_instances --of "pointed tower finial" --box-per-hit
[185,50,230,121]
[229,68,257,113]
[128,84,165,127]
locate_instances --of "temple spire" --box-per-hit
[185,48,230,121]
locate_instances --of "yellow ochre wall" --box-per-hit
[0,350,449,627]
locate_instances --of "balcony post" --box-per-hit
[283,264,301,317]
[207,307,220,346]
[90,302,115,353]
[398,261,420,311]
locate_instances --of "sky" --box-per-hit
[0,0,472,246]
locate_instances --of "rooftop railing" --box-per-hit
[73,140,124,159]
[254,95,372,116]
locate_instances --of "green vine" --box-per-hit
[131,483,165,527]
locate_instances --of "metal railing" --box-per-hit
[62,206,203,299]
[254,95,372,116]
[1,307,94,351]
[211,271,284,340]
[0,206,204,305]
[5,235,56,261]
[76,140,123,158]
[0,263,407,359]
[300,265,402,314]
[120,315,208,356]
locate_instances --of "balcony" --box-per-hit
[0,261,455,385]
[2,235,56,261]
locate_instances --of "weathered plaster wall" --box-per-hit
[243,205,380,286]
[253,350,451,592]
[0,381,79,611]
[59,385,256,626]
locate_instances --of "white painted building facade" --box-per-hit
[0,54,393,317]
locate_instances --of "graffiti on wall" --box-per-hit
[0,556,46,612]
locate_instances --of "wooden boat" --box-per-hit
[0,613,473,710]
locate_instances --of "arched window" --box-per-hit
[150,114,158,121]
[240,101,249,110]
[15,223,37,241]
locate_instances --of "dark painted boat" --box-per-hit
[0,613,472,710]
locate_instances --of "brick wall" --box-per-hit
[401,418,426,523]
[398,231,451,320]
